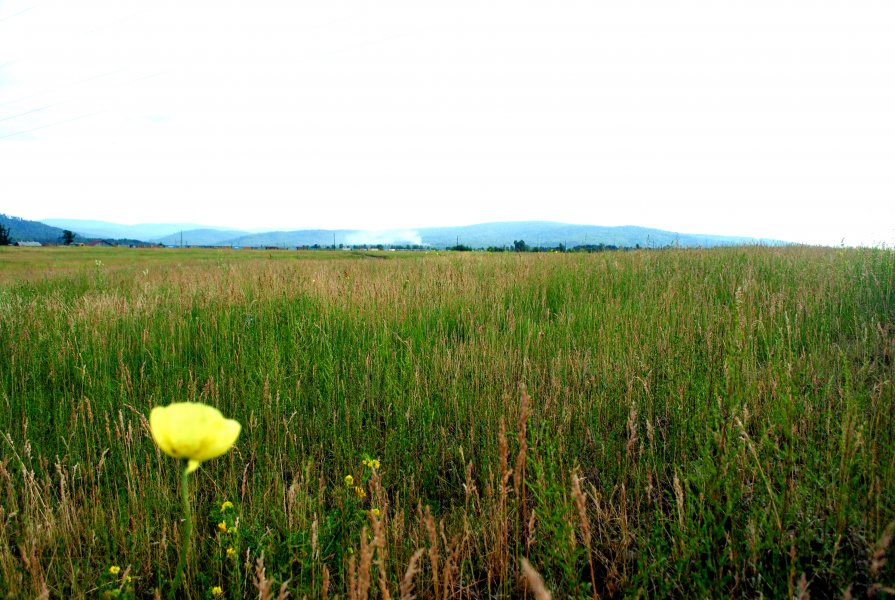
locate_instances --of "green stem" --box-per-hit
[171,466,192,599]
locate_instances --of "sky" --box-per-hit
[1,1,893,247]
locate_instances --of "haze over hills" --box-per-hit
[1,214,153,245]
[41,219,247,241]
[38,217,788,249]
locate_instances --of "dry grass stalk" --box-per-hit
[514,388,531,497]
[526,509,537,555]
[348,555,358,600]
[795,572,809,600]
[520,558,552,600]
[673,473,686,531]
[463,460,478,512]
[625,402,639,462]
[357,527,374,600]
[255,551,273,600]
[371,470,389,518]
[498,417,509,498]
[322,565,330,600]
[276,580,291,600]
[400,549,426,600]
[441,533,463,600]
[424,505,440,600]
[571,468,597,597]
[496,416,512,580]
[370,510,391,600]
[870,521,894,577]
[735,416,782,533]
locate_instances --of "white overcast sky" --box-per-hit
[1,1,893,246]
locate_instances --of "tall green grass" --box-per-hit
[0,246,893,598]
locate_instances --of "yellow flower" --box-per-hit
[108,565,120,575]
[221,501,234,512]
[124,575,132,583]
[371,459,380,470]
[362,458,371,468]
[370,508,381,517]
[218,521,228,533]
[354,486,366,499]
[149,403,241,474]
[226,547,236,559]
[211,586,224,597]
[344,474,354,486]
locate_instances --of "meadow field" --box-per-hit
[0,245,892,599]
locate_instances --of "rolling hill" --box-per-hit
[1,214,70,244]
[168,222,782,249]
[35,218,788,249]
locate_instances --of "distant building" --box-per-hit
[87,240,116,247]
[14,241,42,247]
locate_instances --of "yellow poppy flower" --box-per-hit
[108,565,120,575]
[344,474,354,486]
[221,501,234,512]
[211,585,224,597]
[355,486,366,499]
[218,521,228,533]
[370,508,381,517]
[371,459,380,470]
[226,547,236,559]
[149,403,241,473]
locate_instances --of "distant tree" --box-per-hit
[513,239,528,252]
[62,230,75,245]
[0,223,10,246]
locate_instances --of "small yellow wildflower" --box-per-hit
[355,485,366,499]
[344,474,354,486]
[362,458,371,468]
[221,501,234,512]
[108,565,120,575]
[217,521,228,533]
[371,459,380,470]
[226,547,237,559]
[211,586,224,597]
[124,575,132,583]
[370,508,381,517]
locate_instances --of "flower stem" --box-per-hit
[171,466,192,598]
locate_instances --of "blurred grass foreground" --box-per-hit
[0,245,893,598]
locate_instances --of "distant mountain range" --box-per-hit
[40,219,244,242]
[1,214,149,246]
[2,214,70,244]
[37,217,787,249]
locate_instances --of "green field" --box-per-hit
[0,246,893,598]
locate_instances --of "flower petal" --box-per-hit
[150,406,177,457]
[194,417,241,462]
[148,402,241,464]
